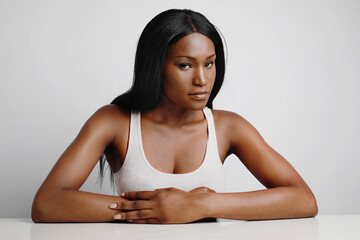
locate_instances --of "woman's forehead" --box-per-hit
[168,33,215,59]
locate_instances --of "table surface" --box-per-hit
[1,215,359,240]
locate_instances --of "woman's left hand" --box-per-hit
[109,187,207,224]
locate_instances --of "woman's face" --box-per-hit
[162,32,216,111]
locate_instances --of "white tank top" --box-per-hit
[113,107,225,194]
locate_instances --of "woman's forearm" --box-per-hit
[32,189,123,223]
[197,187,318,221]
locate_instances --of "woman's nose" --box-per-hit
[193,67,207,86]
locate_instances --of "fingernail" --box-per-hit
[120,193,125,197]
[114,214,122,220]
[128,220,133,223]
[110,203,117,209]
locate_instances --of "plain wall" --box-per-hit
[0,0,359,217]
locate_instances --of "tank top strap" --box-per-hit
[203,107,220,157]
[127,110,140,154]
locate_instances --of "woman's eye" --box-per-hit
[205,61,214,68]
[178,63,191,69]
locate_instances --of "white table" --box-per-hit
[1,216,359,240]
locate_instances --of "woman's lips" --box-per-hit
[188,91,209,100]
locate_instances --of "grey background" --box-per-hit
[1,0,359,217]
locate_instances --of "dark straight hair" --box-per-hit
[99,9,226,181]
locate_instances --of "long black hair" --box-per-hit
[99,9,226,181]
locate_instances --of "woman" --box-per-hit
[31,9,318,224]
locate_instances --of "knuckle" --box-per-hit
[157,191,168,198]
[207,187,216,193]
[154,189,162,196]
[156,188,167,192]
[148,218,158,224]
[198,186,215,193]
[126,212,134,219]
[159,216,168,223]
[201,187,210,193]
[138,210,147,218]
[196,187,206,193]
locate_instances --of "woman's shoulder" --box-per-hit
[211,109,258,140]
[93,104,130,120]
[83,104,130,134]
[211,109,248,126]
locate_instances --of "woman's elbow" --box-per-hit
[308,195,318,217]
[302,190,318,218]
[31,195,45,223]
[31,190,51,223]
[31,210,42,223]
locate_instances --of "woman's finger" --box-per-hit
[145,218,160,224]
[110,200,153,210]
[114,209,154,220]
[130,219,146,224]
[121,191,155,200]
[130,218,160,224]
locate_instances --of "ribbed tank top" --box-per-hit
[113,107,225,194]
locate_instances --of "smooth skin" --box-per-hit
[32,33,318,223]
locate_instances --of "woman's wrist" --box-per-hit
[192,192,216,219]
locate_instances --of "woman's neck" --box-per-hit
[142,97,205,127]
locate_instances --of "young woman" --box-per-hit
[31,9,318,224]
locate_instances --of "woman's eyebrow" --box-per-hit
[175,54,216,60]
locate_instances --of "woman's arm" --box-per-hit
[199,111,318,220]
[197,187,317,221]
[31,105,129,222]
